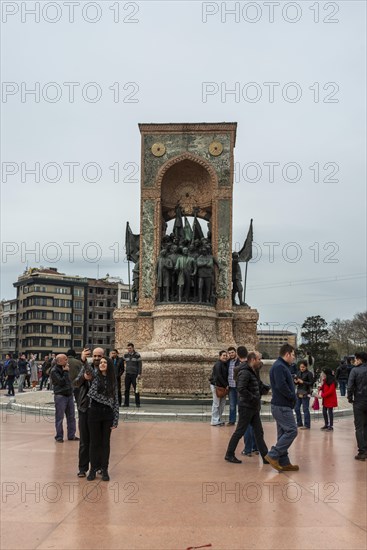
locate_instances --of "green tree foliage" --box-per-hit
[300,315,338,371]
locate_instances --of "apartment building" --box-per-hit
[257,330,297,359]
[14,268,88,358]
[13,268,130,358]
[0,299,17,358]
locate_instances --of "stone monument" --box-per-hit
[114,123,259,396]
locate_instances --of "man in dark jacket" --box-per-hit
[336,360,349,396]
[294,360,314,429]
[209,350,229,426]
[51,354,78,443]
[17,354,28,393]
[347,351,367,461]
[265,344,298,472]
[4,354,16,396]
[110,349,125,407]
[123,343,142,408]
[225,348,268,464]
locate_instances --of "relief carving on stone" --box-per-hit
[141,200,155,298]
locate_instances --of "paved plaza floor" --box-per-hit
[1,400,366,550]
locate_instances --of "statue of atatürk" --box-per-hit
[175,247,197,302]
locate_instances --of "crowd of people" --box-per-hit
[2,343,367,479]
[209,344,367,467]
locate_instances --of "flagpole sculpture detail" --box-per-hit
[238,218,253,306]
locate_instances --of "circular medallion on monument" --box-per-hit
[151,143,166,157]
[209,141,223,156]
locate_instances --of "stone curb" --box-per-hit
[0,398,353,421]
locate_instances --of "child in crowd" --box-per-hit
[319,368,338,431]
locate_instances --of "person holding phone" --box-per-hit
[51,354,78,442]
[87,356,119,482]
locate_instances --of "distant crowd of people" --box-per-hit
[209,345,367,467]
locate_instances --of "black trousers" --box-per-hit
[226,405,268,458]
[124,373,140,406]
[88,405,113,471]
[7,375,15,395]
[353,402,367,454]
[117,376,122,407]
[78,410,91,473]
[323,406,334,427]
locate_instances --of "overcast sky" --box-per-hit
[1,0,366,337]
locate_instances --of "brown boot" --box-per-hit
[282,463,299,471]
[264,454,283,472]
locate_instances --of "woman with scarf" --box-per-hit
[87,357,119,481]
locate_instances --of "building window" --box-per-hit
[74,288,83,296]
[99,302,103,307]
[74,314,82,322]
[74,340,82,348]
[55,287,70,294]
[98,314,103,319]
[89,301,93,307]
[74,301,83,310]
[73,327,82,335]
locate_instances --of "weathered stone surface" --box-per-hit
[115,303,259,396]
[233,307,259,350]
[141,199,155,299]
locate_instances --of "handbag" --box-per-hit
[215,386,228,398]
[311,396,320,410]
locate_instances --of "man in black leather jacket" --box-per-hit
[347,351,367,461]
[225,348,268,464]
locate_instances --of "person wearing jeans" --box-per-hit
[51,354,77,442]
[319,368,338,431]
[227,346,241,425]
[294,360,314,429]
[265,344,298,472]
[17,354,28,393]
[209,350,228,426]
[336,361,349,397]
